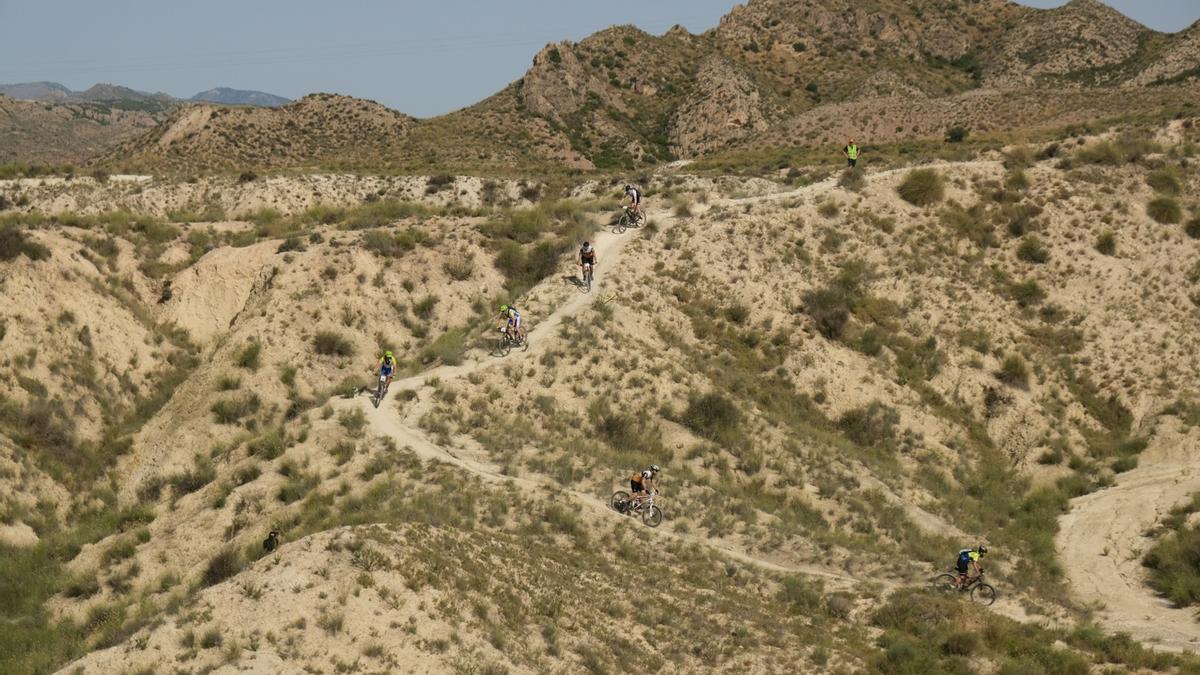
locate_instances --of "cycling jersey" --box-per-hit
[503,307,521,327]
[625,187,641,205]
[378,355,397,376]
[580,246,596,263]
[956,548,981,573]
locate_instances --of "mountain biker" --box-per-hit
[955,545,987,587]
[629,464,660,508]
[578,241,597,281]
[843,139,860,168]
[499,304,525,343]
[622,184,643,221]
[377,350,397,386]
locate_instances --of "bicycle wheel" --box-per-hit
[613,214,629,234]
[971,583,997,606]
[932,573,958,594]
[495,335,511,357]
[643,505,663,528]
[611,491,631,513]
[584,267,593,292]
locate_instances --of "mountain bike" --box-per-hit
[580,262,594,293]
[610,490,663,527]
[613,206,643,234]
[494,325,528,356]
[372,370,392,407]
[931,569,996,606]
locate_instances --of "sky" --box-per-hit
[0,1,1197,118]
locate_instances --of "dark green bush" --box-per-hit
[896,169,944,207]
[210,394,261,424]
[236,341,261,371]
[313,331,354,356]
[201,547,243,587]
[1147,197,1182,224]
[0,226,51,262]
[1146,168,1181,195]
[1016,236,1049,263]
[1186,218,1200,239]
[997,354,1030,387]
[1009,279,1045,307]
[682,393,741,444]
[837,401,899,450]
[945,126,969,143]
[1095,230,1116,255]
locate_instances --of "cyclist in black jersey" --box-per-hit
[623,184,642,221]
[578,241,597,283]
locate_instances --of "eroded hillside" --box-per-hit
[2,117,1200,672]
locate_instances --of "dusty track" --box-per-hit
[1058,436,1200,652]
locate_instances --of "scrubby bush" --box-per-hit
[997,354,1030,387]
[167,457,216,495]
[1147,197,1182,224]
[412,295,439,319]
[682,393,741,445]
[1009,279,1045,307]
[313,331,354,356]
[235,341,261,371]
[211,394,261,424]
[944,126,969,143]
[896,169,944,207]
[238,171,257,183]
[0,226,51,262]
[1187,218,1200,240]
[1016,236,1049,263]
[1144,523,1200,607]
[837,167,865,191]
[202,547,243,586]
[837,401,899,450]
[360,228,429,257]
[802,260,873,339]
[1146,167,1181,195]
[1095,230,1117,255]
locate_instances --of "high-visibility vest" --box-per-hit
[846,144,859,160]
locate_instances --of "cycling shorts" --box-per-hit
[380,364,394,377]
[631,479,646,494]
[507,315,521,328]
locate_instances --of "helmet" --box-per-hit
[582,241,591,248]
[500,304,508,312]
[623,184,631,191]
[650,464,660,472]
[385,351,393,358]
[978,545,988,554]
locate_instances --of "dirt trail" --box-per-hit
[1057,435,1200,652]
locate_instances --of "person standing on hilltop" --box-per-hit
[843,139,860,168]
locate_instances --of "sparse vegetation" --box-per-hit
[313,331,355,357]
[896,169,944,207]
[1147,197,1182,224]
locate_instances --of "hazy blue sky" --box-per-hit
[0,1,1196,117]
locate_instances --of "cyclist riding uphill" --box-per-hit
[622,183,642,220]
[955,545,987,587]
[578,241,597,276]
[629,464,660,507]
[377,350,398,384]
[499,304,525,343]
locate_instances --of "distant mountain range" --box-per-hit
[0,81,290,107]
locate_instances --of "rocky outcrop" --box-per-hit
[669,57,768,157]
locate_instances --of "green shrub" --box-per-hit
[1016,236,1049,263]
[1187,218,1200,239]
[1146,167,1181,195]
[837,401,899,450]
[313,331,355,357]
[1095,230,1116,255]
[167,457,216,495]
[216,374,241,391]
[1147,197,1182,224]
[235,341,261,371]
[0,226,51,262]
[1144,522,1200,607]
[1009,279,1045,307]
[682,393,741,444]
[247,428,285,460]
[420,327,466,366]
[361,228,429,257]
[202,548,243,587]
[896,169,944,207]
[997,354,1030,387]
[210,394,261,424]
[837,167,865,191]
[944,126,969,143]
[412,295,439,319]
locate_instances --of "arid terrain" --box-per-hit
[3,0,1200,673]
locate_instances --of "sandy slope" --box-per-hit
[1057,420,1200,652]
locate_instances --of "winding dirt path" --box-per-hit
[1057,437,1200,652]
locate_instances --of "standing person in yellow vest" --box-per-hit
[843,139,860,168]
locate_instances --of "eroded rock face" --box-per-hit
[519,43,616,126]
[669,57,768,157]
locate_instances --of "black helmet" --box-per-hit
[978,545,988,554]
[624,184,631,191]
